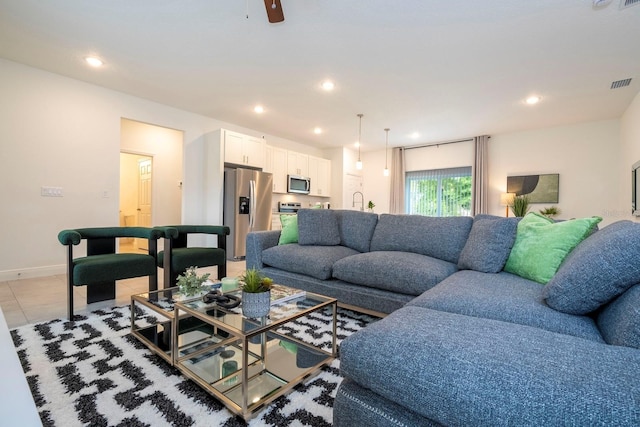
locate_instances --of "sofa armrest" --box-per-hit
[340,306,640,426]
[246,230,281,269]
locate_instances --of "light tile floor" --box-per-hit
[0,260,246,329]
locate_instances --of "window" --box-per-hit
[405,166,472,216]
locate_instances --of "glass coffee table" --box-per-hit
[131,285,337,421]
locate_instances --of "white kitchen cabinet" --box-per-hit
[287,151,309,177]
[265,145,288,193]
[223,129,265,168]
[308,156,331,197]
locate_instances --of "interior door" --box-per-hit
[137,159,152,250]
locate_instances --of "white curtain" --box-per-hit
[473,135,490,215]
[389,147,405,214]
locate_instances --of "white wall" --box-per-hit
[361,120,621,226]
[0,59,315,280]
[620,91,640,222]
[489,120,620,225]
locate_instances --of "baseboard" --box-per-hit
[0,264,66,282]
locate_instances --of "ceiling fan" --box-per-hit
[264,0,284,23]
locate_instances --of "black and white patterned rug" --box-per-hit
[10,304,376,427]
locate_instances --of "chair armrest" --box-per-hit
[154,226,179,239]
[246,230,281,269]
[58,230,82,246]
[70,227,162,240]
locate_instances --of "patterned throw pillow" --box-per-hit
[504,212,602,284]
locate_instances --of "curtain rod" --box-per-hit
[402,136,486,150]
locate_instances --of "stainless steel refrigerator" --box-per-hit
[223,168,273,259]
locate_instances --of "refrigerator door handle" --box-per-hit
[249,179,256,229]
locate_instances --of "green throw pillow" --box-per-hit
[504,212,602,284]
[278,214,298,245]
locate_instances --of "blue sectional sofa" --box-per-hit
[246,209,640,425]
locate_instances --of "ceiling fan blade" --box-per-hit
[264,0,284,23]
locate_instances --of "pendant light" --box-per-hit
[356,114,363,170]
[383,128,390,176]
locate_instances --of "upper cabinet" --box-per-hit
[308,156,331,197]
[265,145,288,193]
[265,144,332,197]
[287,152,309,177]
[223,129,265,168]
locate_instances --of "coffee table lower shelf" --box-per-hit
[174,331,334,419]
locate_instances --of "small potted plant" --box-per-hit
[240,268,273,318]
[539,206,561,218]
[176,266,210,298]
[367,200,375,212]
[510,195,530,217]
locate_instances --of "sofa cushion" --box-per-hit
[543,220,640,314]
[457,215,518,273]
[332,251,458,296]
[297,209,340,246]
[339,306,640,427]
[278,214,299,245]
[262,244,358,280]
[504,212,602,284]
[370,214,473,263]
[335,210,378,253]
[73,253,157,285]
[408,270,604,342]
[597,284,640,349]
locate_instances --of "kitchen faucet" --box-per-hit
[352,191,364,211]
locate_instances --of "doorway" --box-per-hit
[119,153,153,253]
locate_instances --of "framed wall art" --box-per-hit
[506,173,559,203]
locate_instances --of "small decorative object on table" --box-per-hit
[539,206,561,218]
[176,266,210,301]
[240,268,273,318]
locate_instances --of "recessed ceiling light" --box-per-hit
[85,56,103,67]
[313,127,322,134]
[254,105,265,114]
[321,80,335,91]
[525,96,541,105]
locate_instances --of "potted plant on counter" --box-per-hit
[240,268,273,318]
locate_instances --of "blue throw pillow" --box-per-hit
[597,284,640,349]
[297,209,340,246]
[458,215,519,273]
[335,210,378,252]
[543,220,640,314]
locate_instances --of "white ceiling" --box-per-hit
[1,0,639,151]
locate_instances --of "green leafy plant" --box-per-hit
[240,268,273,293]
[176,266,210,296]
[539,206,561,218]
[510,195,531,217]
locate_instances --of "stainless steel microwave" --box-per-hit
[287,174,311,194]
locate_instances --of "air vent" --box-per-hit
[620,0,640,9]
[611,78,632,89]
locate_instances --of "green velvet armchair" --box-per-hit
[57,226,173,320]
[157,225,230,289]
